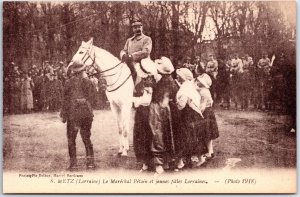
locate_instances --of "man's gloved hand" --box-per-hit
[121,54,133,64]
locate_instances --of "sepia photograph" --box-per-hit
[2,0,296,193]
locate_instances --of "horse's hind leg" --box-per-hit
[110,101,123,154]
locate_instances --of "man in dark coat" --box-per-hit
[60,63,96,170]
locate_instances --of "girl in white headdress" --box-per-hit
[175,68,208,168]
[195,72,219,161]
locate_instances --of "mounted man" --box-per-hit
[120,19,152,85]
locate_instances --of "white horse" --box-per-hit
[68,38,134,156]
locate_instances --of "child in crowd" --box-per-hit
[195,73,219,160]
[149,84,173,174]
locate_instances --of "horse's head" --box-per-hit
[68,38,94,68]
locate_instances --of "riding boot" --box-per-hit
[86,145,95,169]
[68,145,78,170]
[127,61,137,84]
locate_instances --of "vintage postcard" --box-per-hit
[3,0,296,193]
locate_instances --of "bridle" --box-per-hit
[80,44,132,92]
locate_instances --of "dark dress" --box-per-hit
[168,80,186,159]
[181,106,208,157]
[150,75,178,165]
[201,107,219,143]
[133,76,156,164]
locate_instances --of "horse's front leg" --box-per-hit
[120,104,132,156]
[110,101,123,155]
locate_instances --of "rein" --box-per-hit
[106,73,132,92]
[83,45,132,92]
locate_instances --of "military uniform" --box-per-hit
[256,57,271,110]
[216,59,230,108]
[121,33,152,81]
[241,56,254,109]
[60,70,96,169]
[229,57,243,109]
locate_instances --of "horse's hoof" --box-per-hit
[121,150,128,157]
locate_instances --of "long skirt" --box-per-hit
[181,106,208,157]
[20,90,33,111]
[169,102,187,159]
[133,106,153,163]
[199,107,219,143]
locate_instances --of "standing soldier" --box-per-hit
[229,53,243,109]
[256,52,271,110]
[60,63,96,170]
[216,58,231,109]
[241,54,254,110]
[193,56,205,77]
[206,54,218,102]
[120,19,152,85]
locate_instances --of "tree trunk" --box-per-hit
[171,2,180,68]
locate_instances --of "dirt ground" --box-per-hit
[3,108,296,173]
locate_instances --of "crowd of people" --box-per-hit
[181,51,295,113]
[3,61,108,114]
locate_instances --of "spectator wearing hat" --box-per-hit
[43,67,56,110]
[49,73,63,111]
[195,73,219,161]
[132,58,159,173]
[256,52,271,110]
[120,19,152,84]
[148,57,178,174]
[240,54,254,110]
[229,53,244,109]
[175,68,208,169]
[20,72,34,113]
[60,63,96,170]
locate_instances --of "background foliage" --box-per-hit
[3,1,296,70]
